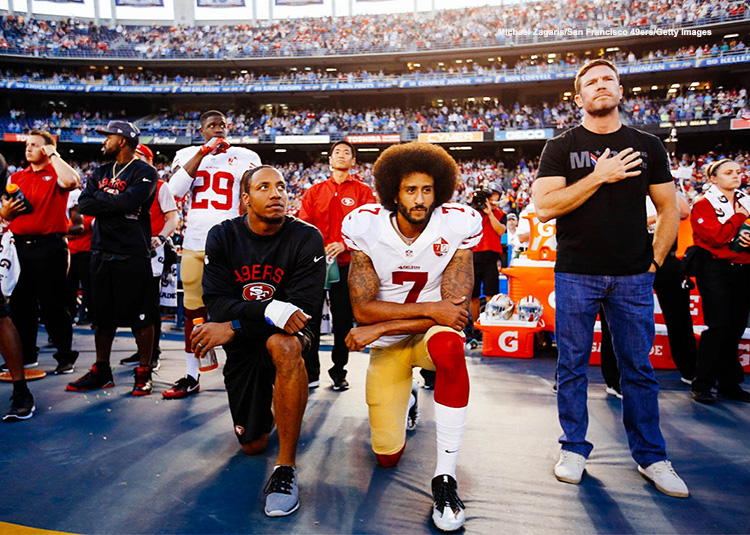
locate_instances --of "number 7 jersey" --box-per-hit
[342,202,483,347]
[169,146,261,251]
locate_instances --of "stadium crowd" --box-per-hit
[2,37,748,88]
[2,86,748,143]
[1,0,747,59]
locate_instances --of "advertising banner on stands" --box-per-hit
[275,135,330,144]
[494,129,554,141]
[116,0,164,5]
[197,0,244,6]
[275,0,322,5]
[346,134,401,144]
[418,132,483,144]
[4,133,58,142]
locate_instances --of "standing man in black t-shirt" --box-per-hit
[67,121,158,396]
[532,59,689,498]
[191,165,325,518]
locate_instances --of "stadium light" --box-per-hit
[483,97,491,101]
[670,83,680,88]
[326,68,337,72]
[605,47,619,52]
[651,85,659,90]
[725,33,739,39]
[455,60,463,63]
[690,82,700,87]
[359,148,380,152]
[548,53,556,58]
[633,87,641,92]
[275,149,287,153]
[502,148,516,152]
[488,58,495,61]
[449,146,472,151]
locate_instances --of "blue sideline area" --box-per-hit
[1,325,749,534]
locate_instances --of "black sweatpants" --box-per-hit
[11,234,73,364]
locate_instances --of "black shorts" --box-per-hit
[223,324,315,445]
[472,250,501,298]
[90,251,155,329]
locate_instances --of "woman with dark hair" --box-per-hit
[689,159,750,403]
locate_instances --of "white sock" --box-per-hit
[434,403,468,479]
[185,352,199,380]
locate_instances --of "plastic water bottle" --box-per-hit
[3,184,33,214]
[730,218,750,253]
[192,317,218,372]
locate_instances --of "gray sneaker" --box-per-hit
[263,465,300,517]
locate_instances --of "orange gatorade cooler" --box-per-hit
[502,257,556,332]
[475,319,543,358]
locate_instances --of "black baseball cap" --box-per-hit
[95,120,140,140]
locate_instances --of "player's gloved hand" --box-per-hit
[201,137,230,156]
[265,300,310,334]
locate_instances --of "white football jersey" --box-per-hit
[169,146,261,251]
[342,202,482,347]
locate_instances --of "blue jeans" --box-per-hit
[555,272,667,468]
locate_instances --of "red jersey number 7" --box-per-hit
[392,271,428,303]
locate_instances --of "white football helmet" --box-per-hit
[517,296,543,323]
[486,294,514,321]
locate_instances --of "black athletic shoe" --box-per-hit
[53,350,79,375]
[133,366,153,396]
[431,474,466,531]
[3,390,35,422]
[332,377,349,391]
[691,389,716,404]
[718,386,750,403]
[66,363,114,392]
[119,353,140,365]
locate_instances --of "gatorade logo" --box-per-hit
[498,331,518,352]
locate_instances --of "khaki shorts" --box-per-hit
[180,249,205,310]
[366,325,463,455]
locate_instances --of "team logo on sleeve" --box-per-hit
[432,238,449,257]
[242,283,275,302]
[235,425,245,436]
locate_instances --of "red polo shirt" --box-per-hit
[299,174,375,265]
[8,164,69,235]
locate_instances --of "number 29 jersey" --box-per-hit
[169,146,261,252]
[342,202,483,348]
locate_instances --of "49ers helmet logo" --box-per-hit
[341,197,355,207]
[242,283,275,302]
[433,237,449,257]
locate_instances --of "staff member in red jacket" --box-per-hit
[689,159,750,404]
[4,130,80,374]
[299,141,375,390]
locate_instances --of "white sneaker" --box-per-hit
[605,386,623,399]
[680,377,693,386]
[638,460,689,498]
[554,450,586,484]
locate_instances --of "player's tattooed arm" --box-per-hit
[442,249,474,314]
[348,250,381,325]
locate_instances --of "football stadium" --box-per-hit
[1,0,750,533]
